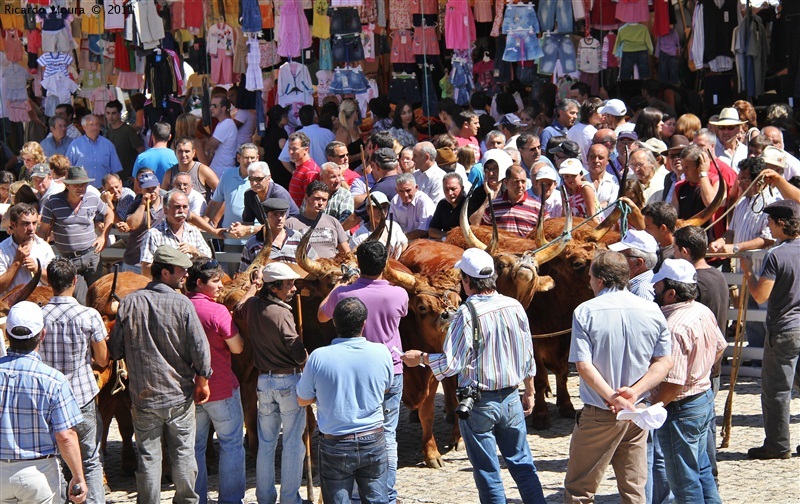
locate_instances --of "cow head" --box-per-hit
[454,188,573,308]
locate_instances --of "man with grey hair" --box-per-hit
[630,149,666,204]
[40,114,73,157]
[390,172,436,239]
[517,133,551,175]
[762,126,800,180]
[227,160,298,240]
[132,121,178,181]
[66,114,123,188]
[207,143,261,248]
[412,141,446,204]
[429,173,466,240]
[141,190,212,277]
[319,162,354,224]
[504,146,521,165]
[609,229,660,301]
[540,98,580,148]
[484,130,506,152]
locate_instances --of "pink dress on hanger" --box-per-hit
[615,0,649,24]
[473,0,491,23]
[278,0,312,58]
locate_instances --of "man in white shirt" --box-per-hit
[206,95,238,177]
[0,203,54,296]
[390,172,435,240]
[711,107,747,173]
[30,163,64,205]
[568,98,604,166]
[412,142,446,204]
[172,172,207,217]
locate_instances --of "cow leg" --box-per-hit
[531,353,552,430]
[240,373,259,457]
[441,377,463,451]
[554,364,576,419]
[115,394,137,476]
[419,374,444,468]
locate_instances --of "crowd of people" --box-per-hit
[1,82,800,504]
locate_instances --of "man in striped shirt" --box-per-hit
[402,248,546,504]
[482,164,542,237]
[650,259,726,504]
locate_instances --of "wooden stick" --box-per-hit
[145,198,152,230]
[721,275,749,448]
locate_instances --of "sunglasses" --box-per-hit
[250,176,267,182]
[717,125,739,131]
[200,259,221,270]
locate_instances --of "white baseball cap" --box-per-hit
[762,146,787,169]
[617,402,668,431]
[262,262,303,282]
[535,165,558,181]
[369,191,390,207]
[608,229,659,254]
[6,301,44,339]
[455,248,495,278]
[652,258,697,285]
[558,158,584,176]
[598,99,627,116]
[482,149,514,181]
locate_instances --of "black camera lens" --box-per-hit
[456,397,474,419]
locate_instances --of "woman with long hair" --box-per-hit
[336,99,365,171]
[390,101,419,148]
[633,107,664,141]
[174,113,210,166]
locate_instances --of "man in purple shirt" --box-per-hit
[317,240,409,504]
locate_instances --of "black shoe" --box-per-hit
[748,446,791,460]
[796,445,799,456]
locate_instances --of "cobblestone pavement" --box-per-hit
[103,375,799,503]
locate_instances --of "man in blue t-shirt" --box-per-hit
[298,297,393,504]
[132,121,179,182]
[742,200,800,460]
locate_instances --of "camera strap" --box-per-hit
[464,300,483,390]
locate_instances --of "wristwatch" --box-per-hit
[420,353,428,366]
[733,244,740,254]
[699,172,709,178]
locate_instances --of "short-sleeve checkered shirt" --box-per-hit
[39,296,108,407]
[140,220,213,264]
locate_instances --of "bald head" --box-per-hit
[593,128,616,150]
[761,126,784,150]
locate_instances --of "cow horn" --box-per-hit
[1,259,41,307]
[679,158,728,228]
[460,185,488,250]
[533,188,572,265]
[487,195,499,255]
[365,197,387,243]
[295,212,326,276]
[243,223,275,279]
[383,260,417,290]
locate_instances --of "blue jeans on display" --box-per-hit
[538,34,577,75]
[458,387,546,504]
[256,373,306,504]
[194,388,246,504]
[656,389,721,504]
[658,52,680,86]
[132,398,199,503]
[620,50,650,80]
[537,0,572,33]
[319,431,388,504]
[761,329,800,453]
[645,429,673,504]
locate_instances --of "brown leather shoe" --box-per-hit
[748,446,791,460]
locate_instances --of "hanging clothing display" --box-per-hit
[278,0,313,58]
[444,0,476,50]
[733,12,768,97]
[277,61,314,106]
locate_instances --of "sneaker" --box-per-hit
[748,446,791,460]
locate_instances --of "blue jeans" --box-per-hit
[745,296,768,348]
[657,389,721,504]
[761,329,800,453]
[132,398,199,503]
[63,400,104,503]
[657,52,679,86]
[195,388,246,504]
[707,375,720,483]
[646,429,672,504]
[537,0,572,33]
[620,50,650,81]
[539,34,577,74]
[256,373,306,504]
[458,388,546,504]
[319,431,388,504]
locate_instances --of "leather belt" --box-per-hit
[61,247,95,259]
[668,390,707,409]
[322,427,383,441]
[260,368,301,376]
[0,453,56,463]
